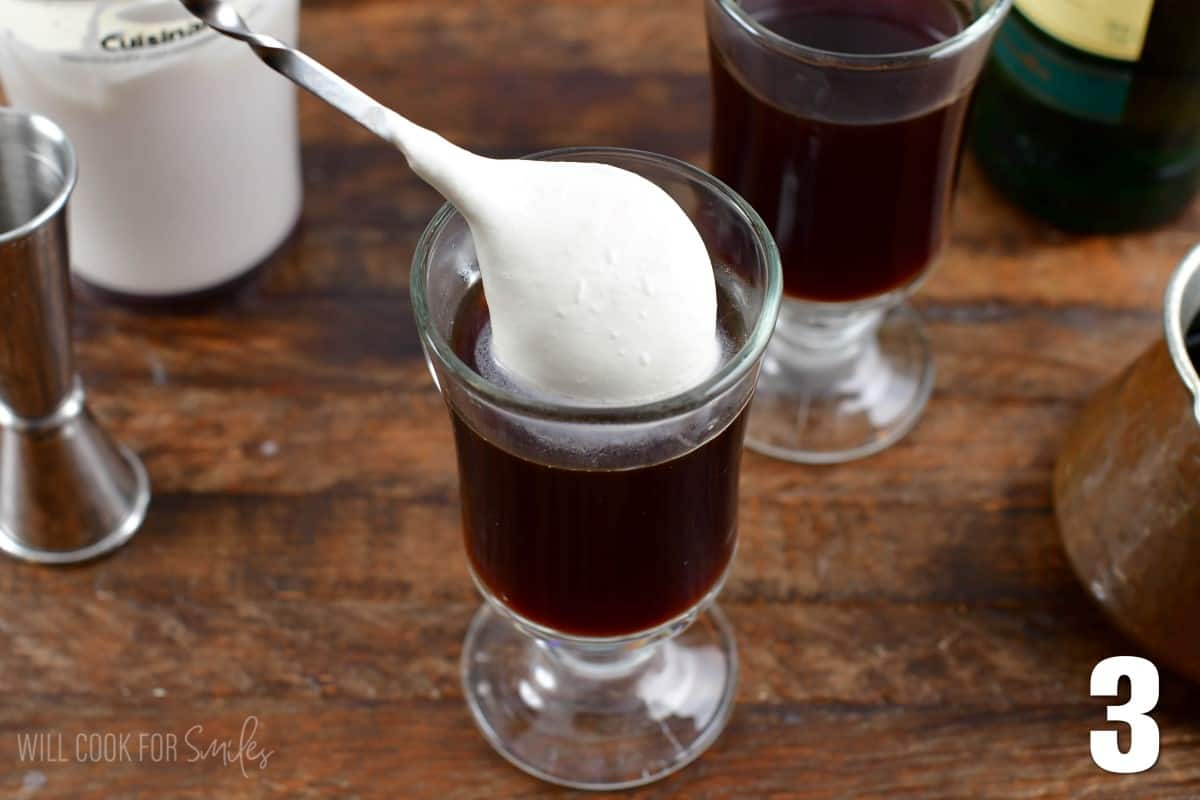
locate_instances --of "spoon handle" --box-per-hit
[238,34,398,143]
[187,5,473,195]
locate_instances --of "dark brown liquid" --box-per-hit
[1187,314,1200,370]
[450,283,746,638]
[709,0,970,302]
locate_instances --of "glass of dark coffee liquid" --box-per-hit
[707,0,1011,462]
[412,148,782,790]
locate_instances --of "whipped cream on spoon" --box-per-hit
[183,0,720,404]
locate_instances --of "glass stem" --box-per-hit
[542,638,662,681]
[770,301,884,370]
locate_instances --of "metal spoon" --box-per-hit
[179,0,400,143]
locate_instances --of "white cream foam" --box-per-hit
[376,111,720,406]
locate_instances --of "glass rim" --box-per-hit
[411,146,783,423]
[1164,242,1200,414]
[0,109,77,246]
[711,0,1013,70]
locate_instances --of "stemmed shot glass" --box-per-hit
[412,148,782,789]
[706,0,1012,463]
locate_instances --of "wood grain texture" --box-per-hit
[3,1,1200,797]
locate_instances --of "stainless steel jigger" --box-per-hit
[0,109,150,564]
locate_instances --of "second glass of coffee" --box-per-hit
[707,0,1012,462]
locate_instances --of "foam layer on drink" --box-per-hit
[450,275,746,467]
[376,111,720,405]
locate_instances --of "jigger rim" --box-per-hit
[0,108,78,246]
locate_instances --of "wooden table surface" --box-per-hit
[4,1,1200,797]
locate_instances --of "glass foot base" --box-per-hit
[747,303,934,464]
[461,603,738,790]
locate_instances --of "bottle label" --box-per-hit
[93,4,210,59]
[0,0,267,64]
[1013,0,1155,62]
[993,12,1133,124]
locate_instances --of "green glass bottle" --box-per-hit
[971,0,1200,233]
